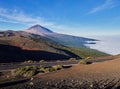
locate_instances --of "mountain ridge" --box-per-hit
[24,25,97,47]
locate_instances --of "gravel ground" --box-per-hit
[1,58,120,89]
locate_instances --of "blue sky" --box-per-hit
[0,0,120,36]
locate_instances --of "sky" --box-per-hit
[0,0,120,37]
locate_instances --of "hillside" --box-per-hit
[24,24,108,57]
[0,30,108,62]
[0,30,79,62]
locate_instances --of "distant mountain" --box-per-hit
[24,25,97,47]
[25,24,53,36]
[0,25,108,62]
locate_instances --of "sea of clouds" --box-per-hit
[85,35,120,55]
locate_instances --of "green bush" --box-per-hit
[79,60,87,64]
[52,65,62,71]
[49,67,56,72]
[26,70,36,76]
[15,66,38,77]
[40,67,49,73]
[11,65,63,77]
[39,65,62,73]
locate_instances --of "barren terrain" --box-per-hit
[1,56,120,89]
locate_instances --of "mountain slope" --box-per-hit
[0,30,80,62]
[24,25,97,47]
[0,30,108,62]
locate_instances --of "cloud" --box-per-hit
[0,7,81,35]
[0,7,111,36]
[0,7,55,27]
[88,0,116,14]
[0,7,118,37]
[0,7,82,34]
[0,18,19,23]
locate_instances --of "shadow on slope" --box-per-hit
[51,46,81,59]
[0,44,79,63]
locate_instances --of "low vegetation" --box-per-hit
[52,65,62,71]
[39,65,62,73]
[64,46,109,59]
[69,58,77,61]
[11,65,63,77]
[79,57,93,64]
[11,66,38,77]
[79,60,87,64]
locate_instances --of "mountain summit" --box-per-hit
[24,24,97,47]
[25,24,53,36]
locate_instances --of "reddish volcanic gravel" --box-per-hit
[2,58,120,89]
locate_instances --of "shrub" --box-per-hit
[52,65,62,71]
[79,60,87,64]
[85,56,94,60]
[40,67,49,73]
[48,67,56,72]
[39,65,62,73]
[25,70,36,77]
[12,66,38,77]
[69,58,76,61]
[11,65,63,77]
